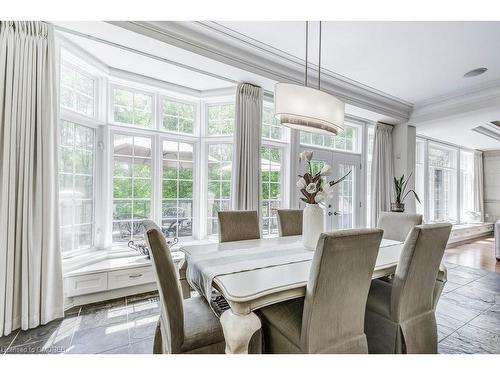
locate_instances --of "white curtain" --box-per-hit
[0,21,63,337]
[232,82,263,212]
[474,151,485,222]
[370,122,394,226]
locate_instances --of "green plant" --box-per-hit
[394,173,421,205]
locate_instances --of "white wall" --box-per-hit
[392,123,417,213]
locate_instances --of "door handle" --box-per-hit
[333,211,341,216]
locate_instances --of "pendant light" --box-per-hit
[274,21,345,135]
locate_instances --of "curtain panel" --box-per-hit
[0,21,63,337]
[370,123,394,226]
[232,82,263,213]
[474,152,485,222]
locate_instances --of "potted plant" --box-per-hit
[297,150,351,249]
[392,173,421,212]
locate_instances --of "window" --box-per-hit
[366,125,375,225]
[262,107,283,141]
[59,121,95,253]
[60,63,95,117]
[415,139,425,216]
[261,146,282,236]
[300,125,359,153]
[460,150,475,223]
[162,141,194,238]
[207,144,232,235]
[161,98,195,134]
[112,134,152,242]
[428,143,458,222]
[207,103,234,136]
[112,87,153,128]
[337,163,354,229]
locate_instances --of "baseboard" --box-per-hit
[65,282,158,310]
[447,233,492,248]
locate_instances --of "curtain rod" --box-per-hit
[53,24,239,86]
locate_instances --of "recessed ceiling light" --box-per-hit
[464,67,488,78]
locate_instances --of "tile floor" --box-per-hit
[1,239,499,354]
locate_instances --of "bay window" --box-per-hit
[416,137,480,224]
[112,86,154,128]
[261,146,282,236]
[58,120,95,253]
[207,143,233,236]
[460,150,475,222]
[60,63,95,118]
[428,143,458,222]
[112,134,152,242]
[207,103,235,136]
[162,141,195,238]
[161,98,195,134]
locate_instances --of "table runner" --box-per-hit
[186,241,314,300]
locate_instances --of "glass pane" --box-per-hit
[133,137,151,157]
[114,135,133,156]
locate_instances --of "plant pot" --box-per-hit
[302,204,324,250]
[391,202,405,212]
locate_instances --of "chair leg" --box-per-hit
[153,320,163,354]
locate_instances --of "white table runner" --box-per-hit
[186,240,313,300]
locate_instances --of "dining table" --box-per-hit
[180,235,404,354]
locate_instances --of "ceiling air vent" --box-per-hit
[490,120,500,128]
[472,122,500,142]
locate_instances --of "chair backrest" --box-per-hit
[143,220,184,353]
[277,209,303,237]
[217,210,261,243]
[391,223,452,321]
[377,211,423,242]
[301,228,383,353]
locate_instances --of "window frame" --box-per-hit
[60,60,98,120]
[415,136,480,224]
[58,119,97,258]
[109,83,156,129]
[159,136,199,241]
[109,129,156,245]
[159,95,198,136]
[299,121,363,155]
[204,101,236,137]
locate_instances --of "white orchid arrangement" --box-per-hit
[297,150,351,205]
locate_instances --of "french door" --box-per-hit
[298,148,361,231]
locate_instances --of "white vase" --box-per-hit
[302,203,324,250]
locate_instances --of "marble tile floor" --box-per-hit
[1,263,500,354]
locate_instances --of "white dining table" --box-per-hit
[180,235,404,354]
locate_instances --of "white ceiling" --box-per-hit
[217,21,500,105]
[53,21,278,92]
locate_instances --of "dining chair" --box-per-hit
[257,228,383,354]
[433,264,447,310]
[218,210,261,243]
[364,223,452,354]
[277,209,303,237]
[143,220,225,354]
[376,211,423,242]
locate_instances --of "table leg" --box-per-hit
[220,309,261,354]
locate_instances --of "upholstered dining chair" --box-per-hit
[218,210,261,243]
[364,223,452,354]
[376,211,423,242]
[257,228,383,354]
[143,220,225,354]
[277,209,303,237]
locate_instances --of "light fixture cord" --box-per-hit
[305,21,308,87]
[318,21,322,90]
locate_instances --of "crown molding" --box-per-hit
[108,21,412,122]
[410,79,500,123]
